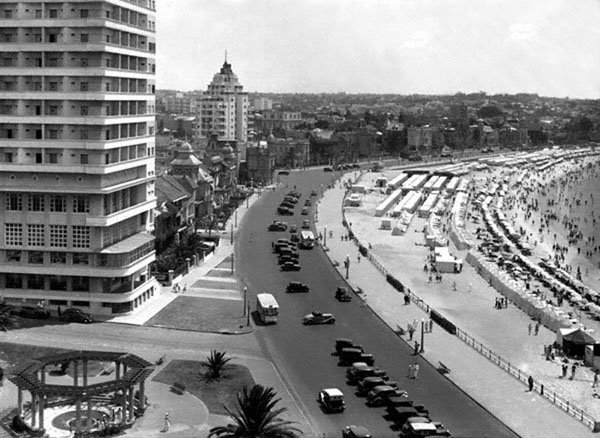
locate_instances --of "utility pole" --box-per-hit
[230,223,233,245]
[243,286,247,316]
[323,226,327,248]
[420,319,425,353]
[235,209,238,228]
[345,255,350,279]
[230,252,234,274]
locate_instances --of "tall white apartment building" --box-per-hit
[0,0,159,316]
[197,59,248,145]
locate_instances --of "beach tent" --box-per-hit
[559,328,597,357]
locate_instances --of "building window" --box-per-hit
[28,274,45,289]
[6,273,22,289]
[81,106,88,116]
[50,195,66,212]
[80,9,89,18]
[49,9,58,18]
[28,251,44,264]
[5,152,13,162]
[80,82,88,91]
[6,193,22,211]
[72,226,90,248]
[27,224,45,246]
[5,224,22,246]
[28,194,45,211]
[80,34,89,43]
[72,253,89,265]
[72,277,89,292]
[49,153,58,163]
[50,225,67,247]
[49,276,67,291]
[5,250,21,262]
[80,154,88,164]
[72,196,90,213]
[50,252,66,264]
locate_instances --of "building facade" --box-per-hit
[196,60,248,146]
[0,0,158,315]
[254,109,302,133]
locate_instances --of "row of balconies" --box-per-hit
[0,103,152,118]
[0,51,153,72]
[0,121,151,141]
[0,78,153,94]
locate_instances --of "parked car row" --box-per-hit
[272,237,301,271]
[277,191,302,216]
[320,338,451,437]
[268,221,288,232]
[10,305,93,323]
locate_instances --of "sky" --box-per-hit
[157,0,600,98]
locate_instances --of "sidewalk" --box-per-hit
[108,193,260,326]
[316,178,592,438]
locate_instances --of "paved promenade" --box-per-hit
[316,175,592,438]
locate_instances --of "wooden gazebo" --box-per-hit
[9,350,154,436]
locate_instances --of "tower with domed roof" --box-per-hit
[196,54,248,147]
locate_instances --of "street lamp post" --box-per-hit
[230,252,234,275]
[243,286,247,316]
[420,319,425,353]
[235,209,238,228]
[230,223,233,245]
[324,226,327,248]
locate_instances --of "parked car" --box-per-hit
[301,207,309,215]
[286,281,309,293]
[342,425,372,438]
[278,170,290,175]
[323,166,333,172]
[280,201,295,209]
[17,306,50,319]
[289,224,298,233]
[318,388,345,413]
[385,395,414,410]
[286,191,301,199]
[338,347,374,366]
[277,206,294,216]
[357,377,397,396]
[279,254,300,265]
[399,417,438,438]
[347,364,388,384]
[61,308,93,323]
[268,221,288,231]
[366,385,406,406]
[335,338,363,355]
[389,406,420,427]
[310,190,318,197]
[335,287,352,302]
[304,199,312,206]
[302,311,335,325]
[302,219,310,229]
[290,233,300,243]
[283,196,298,204]
[281,261,301,271]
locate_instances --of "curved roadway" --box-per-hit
[236,169,519,438]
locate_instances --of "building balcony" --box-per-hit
[0,43,155,58]
[0,156,154,175]
[0,91,154,101]
[0,135,154,150]
[0,114,153,125]
[0,67,153,78]
[88,199,156,226]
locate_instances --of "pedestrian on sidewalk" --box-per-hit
[528,375,534,392]
[428,274,432,283]
[534,321,540,335]
[413,362,419,379]
[408,323,415,340]
[428,319,433,333]
[571,363,577,380]
[562,363,568,378]
[163,412,171,432]
[413,341,420,355]
[357,254,361,263]
[404,294,411,305]
[528,322,532,335]
[593,371,599,388]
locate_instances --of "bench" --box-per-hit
[437,362,450,375]
[170,382,185,395]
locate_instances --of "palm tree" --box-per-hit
[209,384,302,438]
[204,350,232,379]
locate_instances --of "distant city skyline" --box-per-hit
[157,0,600,98]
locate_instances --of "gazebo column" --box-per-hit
[17,387,22,416]
[38,393,44,431]
[138,381,145,411]
[128,386,134,421]
[87,394,93,433]
[120,387,127,424]
[83,359,88,387]
[75,397,82,433]
[30,392,37,428]
[115,361,120,380]
[73,360,79,386]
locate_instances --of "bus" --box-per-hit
[300,230,316,249]
[256,293,279,324]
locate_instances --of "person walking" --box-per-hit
[534,321,540,336]
[163,412,171,432]
[528,375,534,392]
[413,341,420,355]
[571,363,577,380]
[408,363,414,379]
[413,362,420,379]
[593,371,599,388]
[528,322,532,335]
[408,323,415,341]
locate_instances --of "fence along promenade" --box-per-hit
[338,173,600,432]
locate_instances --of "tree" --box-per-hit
[204,350,232,379]
[209,384,302,438]
[0,302,17,331]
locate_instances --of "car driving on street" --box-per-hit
[281,260,301,271]
[302,311,335,325]
[286,281,309,293]
[318,388,345,413]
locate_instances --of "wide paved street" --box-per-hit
[236,168,520,438]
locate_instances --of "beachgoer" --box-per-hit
[413,362,420,379]
[593,371,599,388]
[528,375,534,392]
[163,412,171,432]
[528,322,532,335]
